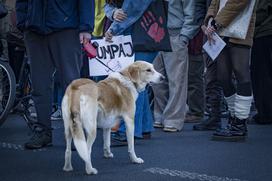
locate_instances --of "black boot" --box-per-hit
[193,116,221,131]
[195,88,221,131]
[25,126,52,149]
[212,116,247,142]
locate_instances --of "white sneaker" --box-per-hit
[51,108,62,121]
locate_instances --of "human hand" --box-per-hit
[79,32,92,44]
[202,25,216,45]
[113,9,127,22]
[105,30,113,42]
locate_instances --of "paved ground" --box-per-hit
[0,114,272,181]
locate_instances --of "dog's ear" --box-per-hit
[128,65,140,83]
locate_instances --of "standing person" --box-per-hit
[250,0,272,124]
[16,0,95,149]
[152,0,199,132]
[185,0,207,123]
[203,0,256,141]
[104,0,157,141]
[193,0,223,131]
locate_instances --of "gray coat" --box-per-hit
[167,0,202,42]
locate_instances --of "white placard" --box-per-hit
[203,33,226,61]
[89,35,135,76]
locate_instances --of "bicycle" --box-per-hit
[0,52,33,125]
[0,57,16,124]
[0,42,34,129]
[0,4,34,129]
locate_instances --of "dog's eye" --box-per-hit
[146,69,152,72]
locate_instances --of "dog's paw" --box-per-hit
[104,152,114,159]
[132,157,144,164]
[86,167,98,175]
[63,165,73,172]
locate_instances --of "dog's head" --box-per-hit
[123,61,164,92]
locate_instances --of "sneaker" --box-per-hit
[28,106,37,118]
[111,132,127,147]
[51,108,62,121]
[212,117,247,142]
[153,122,163,128]
[184,114,203,123]
[163,126,179,132]
[25,127,52,149]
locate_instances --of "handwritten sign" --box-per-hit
[89,35,135,76]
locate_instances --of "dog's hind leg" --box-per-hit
[82,100,98,175]
[62,96,73,172]
[124,115,144,164]
[103,128,114,158]
[85,128,98,175]
[63,127,73,172]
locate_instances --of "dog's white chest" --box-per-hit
[97,111,120,129]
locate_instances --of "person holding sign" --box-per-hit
[202,0,256,141]
[104,0,156,142]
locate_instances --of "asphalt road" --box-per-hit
[0,114,272,181]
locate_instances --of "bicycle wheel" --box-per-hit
[0,60,16,126]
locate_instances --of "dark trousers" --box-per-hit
[204,54,222,117]
[24,29,82,129]
[251,35,272,123]
[187,54,204,117]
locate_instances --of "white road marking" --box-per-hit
[144,167,247,181]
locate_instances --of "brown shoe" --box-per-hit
[184,114,203,123]
[142,132,151,139]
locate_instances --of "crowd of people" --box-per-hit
[0,0,271,149]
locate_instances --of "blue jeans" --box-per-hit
[118,52,157,138]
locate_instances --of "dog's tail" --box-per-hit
[69,88,90,163]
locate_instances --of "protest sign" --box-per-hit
[89,35,135,76]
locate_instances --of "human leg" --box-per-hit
[48,29,82,90]
[193,55,222,131]
[162,33,189,131]
[251,36,272,124]
[24,31,54,149]
[152,52,169,127]
[186,54,204,122]
[213,44,252,141]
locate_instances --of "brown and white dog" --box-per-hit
[62,61,163,175]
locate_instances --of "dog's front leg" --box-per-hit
[103,128,114,158]
[124,116,144,164]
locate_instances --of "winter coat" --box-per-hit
[167,0,200,42]
[205,0,256,47]
[16,0,95,34]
